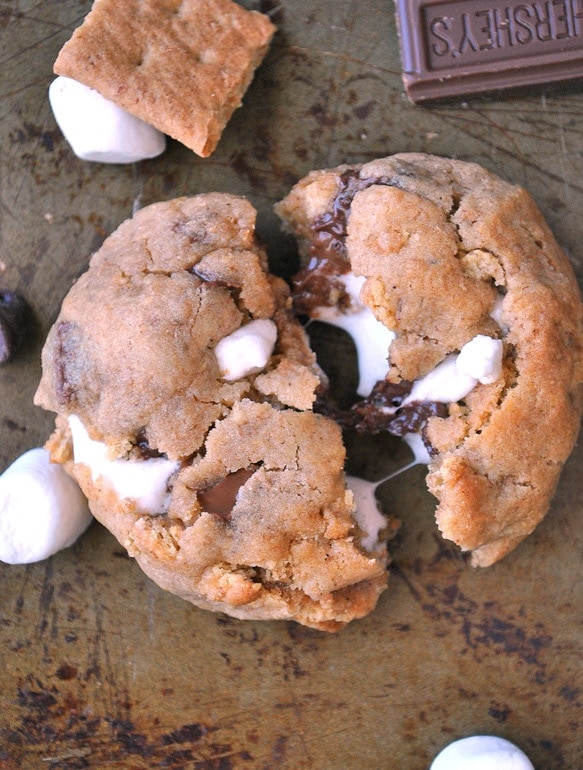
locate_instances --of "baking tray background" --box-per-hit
[1,1,582,767]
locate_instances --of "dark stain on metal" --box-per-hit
[55,664,78,681]
[1,417,26,433]
[353,100,376,120]
[558,685,580,703]
[161,723,212,745]
[466,615,552,667]
[230,150,267,190]
[488,702,512,723]
[0,8,24,28]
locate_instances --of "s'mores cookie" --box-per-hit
[276,153,583,567]
[53,0,276,158]
[34,194,388,632]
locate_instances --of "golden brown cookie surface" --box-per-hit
[35,194,387,631]
[276,153,583,567]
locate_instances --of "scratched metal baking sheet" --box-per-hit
[1,1,582,768]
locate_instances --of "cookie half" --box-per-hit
[275,153,583,567]
[35,194,388,631]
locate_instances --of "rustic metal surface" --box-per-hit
[1,1,582,768]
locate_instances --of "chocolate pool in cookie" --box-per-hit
[276,153,583,567]
[35,194,388,631]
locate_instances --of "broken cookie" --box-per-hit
[34,193,388,632]
[276,153,583,567]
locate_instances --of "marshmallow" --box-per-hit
[403,432,432,465]
[403,335,502,408]
[0,447,92,564]
[69,416,178,514]
[430,735,535,770]
[49,76,166,164]
[314,273,395,397]
[345,475,387,553]
[406,354,477,406]
[215,319,278,382]
[456,334,503,385]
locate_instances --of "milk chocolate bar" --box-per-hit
[395,0,583,101]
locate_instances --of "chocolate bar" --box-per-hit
[395,0,583,101]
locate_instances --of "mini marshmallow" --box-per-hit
[456,334,503,385]
[429,735,535,770]
[49,76,166,164]
[69,415,178,514]
[215,319,278,382]
[406,355,478,406]
[0,447,92,564]
[403,335,502,407]
[314,273,395,397]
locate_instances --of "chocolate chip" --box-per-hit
[197,467,256,520]
[0,291,31,364]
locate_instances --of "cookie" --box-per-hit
[34,194,388,631]
[53,0,276,157]
[275,153,583,567]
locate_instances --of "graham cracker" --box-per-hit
[53,0,276,157]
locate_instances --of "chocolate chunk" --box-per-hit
[0,291,31,364]
[395,0,583,102]
[197,467,256,520]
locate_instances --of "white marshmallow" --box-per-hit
[345,475,386,553]
[313,273,395,397]
[49,76,166,164]
[69,416,178,514]
[215,319,278,382]
[430,735,535,770]
[0,448,92,564]
[490,293,506,328]
[456,334,503,385]
[403,432,432,465]
[405,354,477,406]
[403,335,502,408]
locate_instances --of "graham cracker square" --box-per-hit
[53,0,276,157]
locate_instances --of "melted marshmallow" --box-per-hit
[215,318,278,382]
[69,416,178,514]
[404,336,502,407]
[346,432,433,549]
[490,293,505,325]
[0,448,92,564]
[456,334,503,385]
[403,432,432,465]
[430,735,535,770]
[313,273,395,396]
[49,76,166,164]
[345,475,387,552]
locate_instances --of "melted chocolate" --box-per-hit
[357,399,448,436]
[315,379,447,439]
[292,170,381,315]
[197,467,256,520]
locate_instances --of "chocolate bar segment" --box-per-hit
[395,0,583,102]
